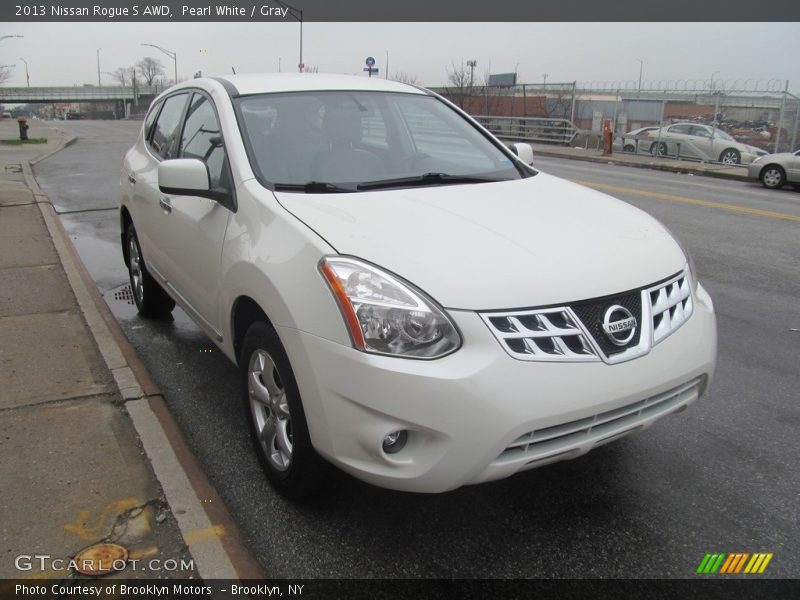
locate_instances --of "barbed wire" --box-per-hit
[574,78,787,93]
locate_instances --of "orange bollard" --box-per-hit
[602,119,613,156]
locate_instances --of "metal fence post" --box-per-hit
[570,81,577,125]
[774,80,789,154]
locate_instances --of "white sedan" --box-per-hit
[646,123,767,164]
[119,74,717,497]
[748,149,800,189]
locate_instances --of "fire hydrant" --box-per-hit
[602,119,613,156]
[17,117,29,141]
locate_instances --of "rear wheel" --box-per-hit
[623,144,635,153]
[240,321,331,499]
[760,165,786,189]
[718,148,741,165]
[650,142,668,157]
[125,224,175,318]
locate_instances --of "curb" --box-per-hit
[530,147,751,182]
[23,140,265,580]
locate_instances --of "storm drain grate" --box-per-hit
[113,285,136,305]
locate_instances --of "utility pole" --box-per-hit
[96,48,102,87]
[385,49,389,80]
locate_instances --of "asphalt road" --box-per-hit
[33,120,800,578]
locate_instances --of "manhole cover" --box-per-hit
[113,285,135,305]
[73,543,129,576]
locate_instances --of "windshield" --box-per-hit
[236,91,525,188]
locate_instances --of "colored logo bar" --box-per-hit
[696,552,773,574]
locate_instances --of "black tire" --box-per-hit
[240,321,331,499]
[650,142,668,157]
[125,224,175,318]
[623,144,635,153]
[760,165,786,190]
[718,148,741,165]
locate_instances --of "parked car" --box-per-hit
[747,149,800,189]
[119,74,717,498]
[646,123,767,164]
[615,126,658,153]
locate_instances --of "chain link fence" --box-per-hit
[433,79,800,154]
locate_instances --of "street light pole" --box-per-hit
[0,34,24,43]
[19,57,29,87]
[385,49,389,80]
[97,48,102,87]
[141,43,178,84]
[274,1,304,72]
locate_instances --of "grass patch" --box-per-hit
[0,137,48,145]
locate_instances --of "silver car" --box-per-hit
[646,123,767,165]
[747,150,800,189]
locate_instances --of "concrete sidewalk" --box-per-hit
[0,120,261,582]
[527,141,751,181]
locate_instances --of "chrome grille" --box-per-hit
[482,308,600,362]
[496,377,703,464]
[648,271,693,344]
[480,267,694,364]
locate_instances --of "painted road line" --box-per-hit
[572,180,800,224]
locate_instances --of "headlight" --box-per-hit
[319,256,462,359]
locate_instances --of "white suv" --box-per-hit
[119,74,717,497]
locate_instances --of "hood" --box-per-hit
[276,173,686,310]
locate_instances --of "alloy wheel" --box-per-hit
[248,349,293,472]
[128,236,144,305]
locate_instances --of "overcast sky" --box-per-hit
[2,22,798,92]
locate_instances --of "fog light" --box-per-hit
[382,430,408,454]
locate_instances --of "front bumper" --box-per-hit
[278,284,717,493]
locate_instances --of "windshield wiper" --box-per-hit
[357,172,507,191]
[274,181,357,193]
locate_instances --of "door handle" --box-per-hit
[128,173,136,185]
[159,196,172,213]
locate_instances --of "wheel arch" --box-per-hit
[231,295,274,365]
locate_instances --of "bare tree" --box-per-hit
[136,57,165,86]
[444,60,471,108]
[392,71,419,85]
[0,66,13,86]
[110,67,129,86]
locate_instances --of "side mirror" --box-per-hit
[509,143,534,166]
[158,158,225,202]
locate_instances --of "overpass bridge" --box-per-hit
[0,85,160,103]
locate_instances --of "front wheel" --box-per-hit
[240,321,331,499]
[760,165,786,189]
[719,148,741,165]
[125,224,175,318]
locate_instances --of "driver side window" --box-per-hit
[149,93,188,160]
[180,93,229,191]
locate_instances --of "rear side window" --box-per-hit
[149,93,188,160]
[668,124,692,135]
